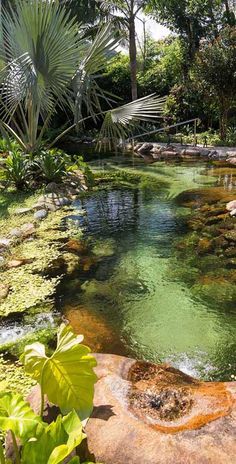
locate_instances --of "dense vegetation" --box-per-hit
[0,1,235,463]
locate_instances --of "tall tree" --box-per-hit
[195,26,236,139]
[146,0,225,76]
[99,1,148,101]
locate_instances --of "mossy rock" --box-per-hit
[92,238,116,258]
[0,327,57,358]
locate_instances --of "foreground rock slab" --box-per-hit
[83,354,236,464]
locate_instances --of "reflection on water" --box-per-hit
[62,158,236,381]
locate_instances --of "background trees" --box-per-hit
[195,27,236,139]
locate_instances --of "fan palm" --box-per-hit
[0,0,165,154]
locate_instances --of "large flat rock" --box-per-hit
[83,354,236,464]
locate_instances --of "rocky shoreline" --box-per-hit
[131,141,236,164]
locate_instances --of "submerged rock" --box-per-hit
[81,354,236,464]
[176,187,235,208]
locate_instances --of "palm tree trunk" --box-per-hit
[129,14,138,101]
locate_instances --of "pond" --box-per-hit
[59,156,236,382]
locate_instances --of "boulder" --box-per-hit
[181,148,201,157]
[138,143,153,155]
[229,208,236,217]
[133,143,144,153]
[162,150,179,158]
[35,194,71,211]
[82,354,236,464]
[226,200,236,212]
[34,209,48,220]
[226,151,236,158]
[45,182,61,193]
[228,157,236,165]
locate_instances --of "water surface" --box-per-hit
[62,157,236,381]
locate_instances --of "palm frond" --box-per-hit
[73,23,119,124]
[98,94,166,150]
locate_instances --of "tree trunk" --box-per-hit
[219,102,229,140]
[224,0,231,24]
[129,14,138,101]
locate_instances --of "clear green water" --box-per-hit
[63,157,236,381]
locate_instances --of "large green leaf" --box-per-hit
[21,324,97,420]
[22,410,85,464]
[0,392,43,441]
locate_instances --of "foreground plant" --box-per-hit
[0,324,98,463]
[21,324,97,421]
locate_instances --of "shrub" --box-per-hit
[4,150,31,190]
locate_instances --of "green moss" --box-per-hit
[0,189,85,317]
[0,269,59,317]
[93,167,169,192]
[0,328,57,358]
[0,355,36,397]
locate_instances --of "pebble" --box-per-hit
[0,238,11,248]
[20,223,36,237]
[14,207,33,215]
[34,209,48,220]
[9,228,23,238]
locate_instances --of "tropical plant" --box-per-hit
[34,150,69,183]
[0,395,86,464]
[0,324,98,463]
[21,410,85,464]
[21,324,97,421]
[4,150,31,189]
[0,138,20,154]
[0,0,165,154]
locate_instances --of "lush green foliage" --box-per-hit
[34,150,70,183]
[194,26,236,139]
[21,324,97,420]
[21,410,85,464]
[0,0,165,155]
[0,324,98,463]
[4,150,31,189]
[0,392,43,442]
